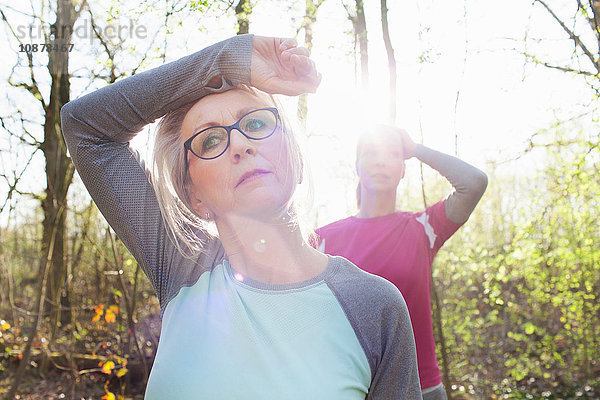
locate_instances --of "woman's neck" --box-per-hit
[215,213,327,284]
[357,189,397,218]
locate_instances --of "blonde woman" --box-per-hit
[61,35,422,399]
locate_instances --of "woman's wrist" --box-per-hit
[410,143,426,160]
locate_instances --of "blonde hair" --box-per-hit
[152,86,305,257]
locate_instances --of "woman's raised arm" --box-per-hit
[60,35,254,310]
[60,34,320,312]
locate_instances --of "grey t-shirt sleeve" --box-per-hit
[60,35,252,311]
[325,257,423,400]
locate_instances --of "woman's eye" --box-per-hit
[201,133,225,153]
[243,118,266,132]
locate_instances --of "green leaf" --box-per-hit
[524,322,536,335]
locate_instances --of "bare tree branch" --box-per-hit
[2,128,39,147]
[87,8,119,83]
[576,1,595,34]
[1,10,47,109]
[0,3,34,17]
[535,0,599,73]
[0,150,37,214]
[0,112,42,147]
[130,23,166,75]
[523,52,598,76]
[576,0,600,40]
[84,1,170,79]
[493,110,596,164]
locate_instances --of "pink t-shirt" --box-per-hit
[315,200,463,389]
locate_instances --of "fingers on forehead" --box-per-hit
[279,38,298,50]
[284,46,309,56]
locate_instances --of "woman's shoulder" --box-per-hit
[316,216,355,233]
[324,256,414,378]
[325,256,407,313]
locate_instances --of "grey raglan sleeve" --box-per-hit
[60,35,252,308]
[326,257,422,400]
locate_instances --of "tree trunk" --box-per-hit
[380,0,396,123]
[297,0,325,129]
[235,0,253,35]
[40,0,76,373]
[353,0,369,89]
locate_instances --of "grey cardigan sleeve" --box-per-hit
[60,35,253,309]
[326,257,422,399]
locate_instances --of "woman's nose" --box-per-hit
[228,129,256,161]
[374,156,386,167]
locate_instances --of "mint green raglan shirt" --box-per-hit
[61,34,422,399]
[146,259,371,399]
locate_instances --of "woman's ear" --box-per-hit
[185,183,210,218]
[192,199,208,217]
[192,199,214,221]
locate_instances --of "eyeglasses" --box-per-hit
[184,107,280,163]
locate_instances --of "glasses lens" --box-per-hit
[191,127,229,159]
[239,109,277,139]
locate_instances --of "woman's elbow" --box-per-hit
[60,101,75,132]
[59,100,84,152]
[472,169,488,196]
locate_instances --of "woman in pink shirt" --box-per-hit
[316,125,488,400]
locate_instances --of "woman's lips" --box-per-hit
[371,173,390,180]
[236,169,271,188]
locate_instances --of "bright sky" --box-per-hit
[0,0,596,227]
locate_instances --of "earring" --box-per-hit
[205,212,211,220]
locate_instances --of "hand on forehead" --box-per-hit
[358,126,403,152]
[357,125,416,160]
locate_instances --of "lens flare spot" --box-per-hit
[234,273,244,282]
[253,238,267,253]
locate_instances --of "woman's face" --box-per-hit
[181,89,294,220]
[356,133,406,194]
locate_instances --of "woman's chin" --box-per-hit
[231,194,290,220]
